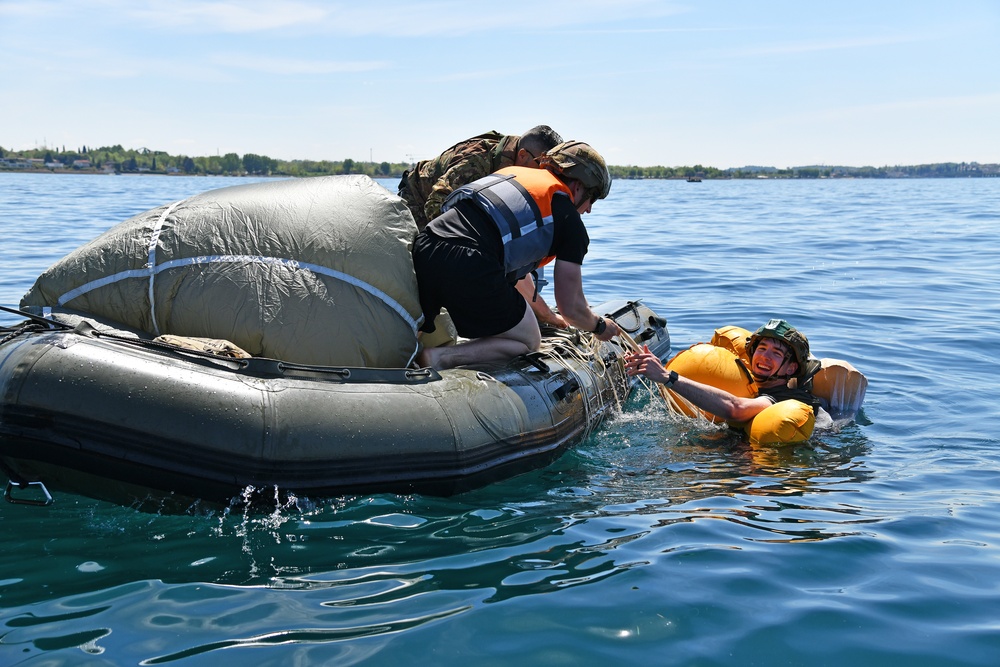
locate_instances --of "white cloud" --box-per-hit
[734,33,932,58]
[806,91,1000,120]
[129,1,329,32]
[209,54,390,75]
[113,0,682,36]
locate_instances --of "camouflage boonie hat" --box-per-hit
[746,319,820,379]
[538,141,611,200]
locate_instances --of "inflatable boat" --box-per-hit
[1,175,671,505]
[0,300,669,505]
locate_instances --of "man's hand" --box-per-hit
[595,317,621,342]
[624,345,670,383]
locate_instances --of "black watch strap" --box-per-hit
[592,316,607,335]
[664,370,678,388]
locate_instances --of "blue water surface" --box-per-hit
[1,172,999,665]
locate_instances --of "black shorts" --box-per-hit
[413,232,527,339]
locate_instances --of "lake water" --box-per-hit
[1,172,999,665]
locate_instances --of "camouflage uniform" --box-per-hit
[398,131,520,229]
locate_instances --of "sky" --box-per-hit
[1,0,998,169]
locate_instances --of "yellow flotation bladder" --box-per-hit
[812,358,868,420]
[664,343,755,423]
[745,399,815,445]
[661,326,866,446]
[710,325,752,362]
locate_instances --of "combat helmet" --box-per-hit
[538,141,611,202]
[746,319,822,381]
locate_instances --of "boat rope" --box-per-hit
[616,331,690,416]
[0,322,46,347]
[616,336,722,428]
[559,325,720,426]
[538,328,635,414]
[20,323,433,383]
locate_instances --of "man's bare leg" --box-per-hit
[418,305,540,370]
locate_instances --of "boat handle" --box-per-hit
[606,301,643,334]
[636,315,669,342]
[524,352,550,373]
[276,362,351,378]
[4,480,53,506]
[553,379,580,401]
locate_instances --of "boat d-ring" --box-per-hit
[4,480,53,506]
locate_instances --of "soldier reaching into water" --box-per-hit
[413,141,621,370]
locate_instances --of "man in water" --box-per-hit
[625,319,826,422]
[413,141,621,370]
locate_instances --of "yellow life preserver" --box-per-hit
[661,325,865,446]
[710,325,752,363]
[663,343,756,423]
[706,325,817,444]
[745,399,816,445]
[812,358,868,418]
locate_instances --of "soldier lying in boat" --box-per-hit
[400,124,568,330]
[398,125,564,229]
[413,141,621,370]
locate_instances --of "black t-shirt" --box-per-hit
[760,384,822,414]
[424,193,589,270]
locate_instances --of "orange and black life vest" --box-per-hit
[442,166,571,281]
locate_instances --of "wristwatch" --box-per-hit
[664,370,679,388]
[591,316,607,335]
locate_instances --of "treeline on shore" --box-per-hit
[1,145,997,179]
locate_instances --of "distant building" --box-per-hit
[0,158,32,169]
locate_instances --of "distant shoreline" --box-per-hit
[3,146,998,180]
[4,145,998,179]
[2,166,998,180]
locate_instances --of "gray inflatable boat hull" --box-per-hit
[0,300,669,503]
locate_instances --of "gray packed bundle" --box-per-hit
[21,175,423,367]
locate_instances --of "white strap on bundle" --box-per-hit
[55,199,421,337]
